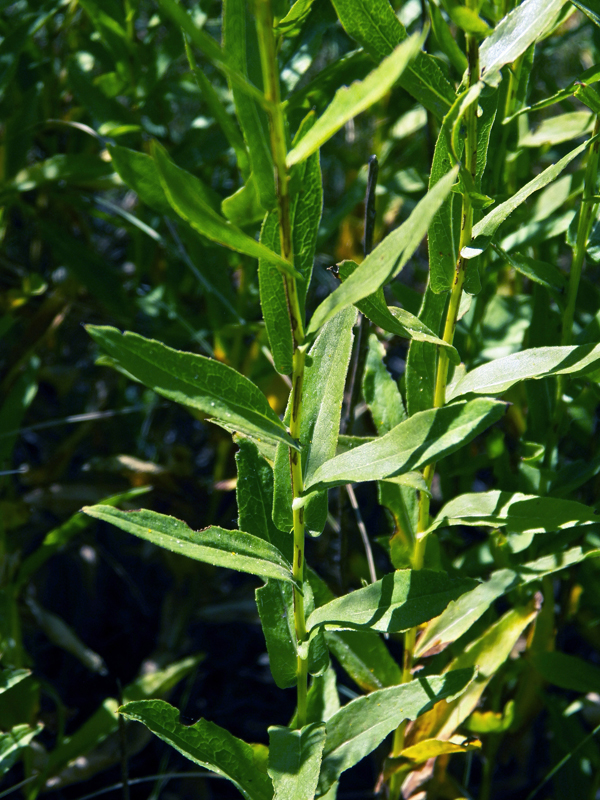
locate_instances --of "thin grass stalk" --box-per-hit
[254,0,308,727]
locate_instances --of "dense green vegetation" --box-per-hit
[3,0,600,798]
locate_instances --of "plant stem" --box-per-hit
[255,0,308,727]
[389,23,480,790]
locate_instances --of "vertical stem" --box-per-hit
[255,0,308,727]
[389,21,480,789]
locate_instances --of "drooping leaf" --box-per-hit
[479,0,567,82]
[330,0,456,119]
[337,261,459,361]
[464,138,595,258]
[317,669,475,795]
[120,699,273,800]
[415,547,594,658]
[152,141,297,276]
[306,167,458,337]
[287,33,424,167]
[306,569,476,633]
[447,343,600,398]
[86,326,297,449]
[510,63,600,120]
[398,736,481,764]
[268,723,326,800]
[572,0,600,27]
[82,506,296,586]
[256,580,297,689]
[304,398,506,492]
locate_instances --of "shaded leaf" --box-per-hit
[256,580,297,689]
[268,723,326,800]
[0,724,43,777]
[530,651,600,694]
[0,669,30,695]
[82,506,296,586]
[120,699,273,800]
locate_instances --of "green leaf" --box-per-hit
[492,245,566,295]
[256,580,297,689]
[429,1,468,74]
[405,283,448,415]
[0,724,43,777]
[479,0,567,83]
[223,0,275,209]
[317,669,475,795]
[152,141,297,276]
[520,111,594,147]
[362,334,405,436]
[304,398,506,492]
[108,145,174,217]
[530,651,600,694]
[444,1,490,36]
[571,0,600,27]
[0,669,30,695]
[465,137,595,258]
[236,438,292,561]
[268,724,326,800]
[306,167,458,338]
[306,569,476,633]
[287,33,424,167]
[86,326,297,449]
[337,261,459,361]
[509,63,600,120]
[275,0,316,36]
[82,506,296,586]
[4,154,118,197]
[447,343,600,398]
[415,547,593,658]
[330,0,456,119]
[120,699,273,800]
[223,173,266,226]
[273,307,356,535]
[426,491,600,537]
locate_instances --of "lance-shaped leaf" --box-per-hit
[0,669,30,695]
[268,724,326,800]
[287,33,423,167]
[82,506,296,586]
[304,398,505,492]
[152,141,297,277]
[307,167,458,338]
[86,326,296,449]
[415,547,594,658]
[447,343,600,398]
[510,63,600,120]
[479,0,567,82]
[256,580,297,689]
[120,699,273,800]
[108,145,174,217]
[530,651,600,694]
[425,491,600,536]
[406,282,448,415]
[0,724,43,777]
[306,570,476,633]
[330,0,455,119]
[363,333,405,435]
[464,138,594,258]
[337,261,459,362]
[317,669,475,796]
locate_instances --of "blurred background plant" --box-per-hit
[3,0,600,799]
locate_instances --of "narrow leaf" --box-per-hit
[306,569,476,633]
[287,33,423,167]
[447,343,600,398]
[307,167,458,337]
[318,669,475,795]
[0,725,43,777]
[465,138,594,258]
[405,283,448,415]
[108,145,174,217]
[363,334,405,436]
[120,699,273,800]
[82,506,296,586]
[304,399,506,492]
[268,724,326,800]
[152,141,297,276]
[86,326,297,449]
[256,580,297,689]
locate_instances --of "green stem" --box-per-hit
[255,0,308,728]
[389,24,480,793]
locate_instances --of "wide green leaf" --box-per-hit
[304,398,506,492]
[256,580,297,689]
[306,167,458,337]
[464,138,594,258]
[415,547,594,658]
[152,141,296,276]
[317,669,475,795]
[447,343,600,398]
[287,33,423,167]
[120,699,273,800]
[306,569,476,633]
[479,0,567,82]
[337,261,459,361]
[86,326,296,449]
[268,723,326,800]
[82,506,296,586]
[330,0,456,119]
